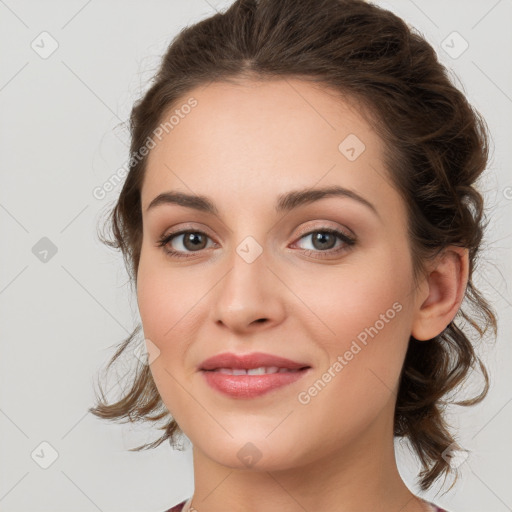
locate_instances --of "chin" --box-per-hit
[194,432,307,472]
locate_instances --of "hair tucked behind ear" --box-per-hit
[89,0,497,491]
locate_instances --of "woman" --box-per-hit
[90,1,497,511]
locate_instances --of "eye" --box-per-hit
[157,230,215,259]
[156,226,356,260]
[292,227,356,259]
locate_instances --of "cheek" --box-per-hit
[136,251,209,390]
[293,280,412,449]
[294,244,414,400]
[136,250,196,342]
[291,242,413,344]
[136,256,195,421]
[137,263,167,341]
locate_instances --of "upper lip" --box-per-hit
[199,352,311,371]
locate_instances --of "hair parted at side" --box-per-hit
[89,0,497,492]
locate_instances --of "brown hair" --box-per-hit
[90,0,497,492]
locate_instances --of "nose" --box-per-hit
[211,244,287,335]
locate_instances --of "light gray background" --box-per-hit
[0,1,511,511]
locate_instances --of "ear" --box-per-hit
[411,246,469,341]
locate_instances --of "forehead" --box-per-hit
[140,78,398,217]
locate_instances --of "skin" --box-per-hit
[136,78,468,512]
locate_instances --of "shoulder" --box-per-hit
[162,499,188,512]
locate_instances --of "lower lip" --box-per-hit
[201,369,310,399]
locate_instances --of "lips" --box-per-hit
[199,352,312,399]
[199,352,310,371]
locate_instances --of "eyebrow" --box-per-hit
[145,185,379,217]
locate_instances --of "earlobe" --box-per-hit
[411,246,469,341]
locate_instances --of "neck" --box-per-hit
[188,406,429,512]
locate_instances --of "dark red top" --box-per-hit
[163,501,187,512]
[163,499,449,511]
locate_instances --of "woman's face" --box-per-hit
[137,78,424,470]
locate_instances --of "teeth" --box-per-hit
[215,366,294,375]
[247,367,267,375]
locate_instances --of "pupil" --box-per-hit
[314,232,335,250]
[185,233,205,250]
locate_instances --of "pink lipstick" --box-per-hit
[199,352,311,399]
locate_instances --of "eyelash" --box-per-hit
[156,227,356,260]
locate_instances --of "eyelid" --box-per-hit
[294,221,355,240]
[159,222,216,240]
[158,220,354,245]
